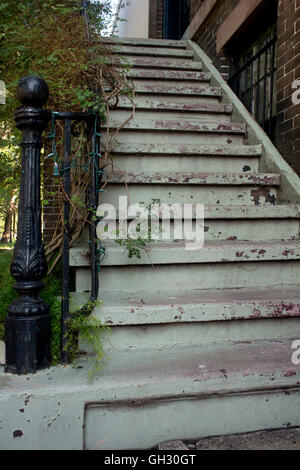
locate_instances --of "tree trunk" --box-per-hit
[0,191,18,244]
[0,211,12,243]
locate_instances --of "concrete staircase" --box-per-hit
[2,38,300,450]
[68,38,300,448]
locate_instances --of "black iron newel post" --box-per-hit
[5,76,51,375]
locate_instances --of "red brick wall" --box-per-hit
[276,0,300,173]
[149,0,164,38]
[43,157,60,245]
[191,0,240,80]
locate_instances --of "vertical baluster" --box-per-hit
[61,119,72,364]
[262,43,268,131]
[90,118,100,302]
[269,39,276,139]
[255,53,261,122]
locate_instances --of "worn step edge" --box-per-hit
[70,240,300,267]
[112,99,232,114]
[2,341,298,398]
[126,69,211,81]
[72,285,300,326]
[117,58,203,70]
[131,84,222,96]
[203,204,300,218]
[104,120,245,134]
[102,38,188,48]
[96,204,300,220]
[111,46,194,58]
[105,172,280,186]
[108,143,262,156]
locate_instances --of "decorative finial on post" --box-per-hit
[16,75,49,107]
[5,76,51,375]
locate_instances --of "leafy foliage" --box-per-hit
[0,1,133,370]
[0,0,117,119]
[0,0,135,261]
[115,199,162,259]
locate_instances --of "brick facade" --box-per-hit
[276,0,300,173]
[43,155,60,245]
[190,0,240,80]
[189,0,300,174]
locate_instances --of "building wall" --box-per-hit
[115,0,150,38]
[190,0,203,19]
[149,0,164,38]
[189,0,300,174]
[189,0,240,80]
[276,0,300,173]
[43,158,60,245]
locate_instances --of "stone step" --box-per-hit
[76,259,300,292]
[109,108,233,124]
[81,218,299,244]
[73,293,300,354]
[115,92,221,106]
[107,204,300,219]
[73,284,300,327]
[127,69,211,81]
[201,205,300,240]
[105,119,245,134]
[130,83,222,97]
[203,204,300,218]
[119,57,203,70]
[92,204,300,242]
[71,240,300,268]
[2,340,300,449]
[120,56,197,67]
[112,46,194,59]
[108,142,262,157]
[111,97,232,115]
[106,172,280,186]
[131,78,213,92]
[109,145,260,172]
[99,183,277,206]
[106,131,245,145]
[110,154,259,173]
[83,340,300,449]
[103,37,188,49]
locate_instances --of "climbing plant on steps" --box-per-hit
[0,0,136,272]
[0,0,139,368]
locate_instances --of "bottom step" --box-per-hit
[1,340,300,449]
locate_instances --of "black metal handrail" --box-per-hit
[51,111,101,364]
[5,76,102,374]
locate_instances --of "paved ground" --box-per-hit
[157,427,300,450]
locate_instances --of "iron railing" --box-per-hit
[51,111,102,365]
[5,76,102,374]
[228,34,277,142]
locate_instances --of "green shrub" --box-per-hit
[0,248,16,340]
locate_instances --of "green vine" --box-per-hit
[115,199,161,259]
[65,300,111,380]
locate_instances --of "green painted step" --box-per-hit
[72,284,300,326]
